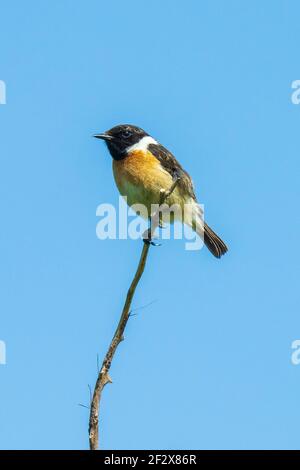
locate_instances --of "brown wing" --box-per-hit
[148,143,196,200]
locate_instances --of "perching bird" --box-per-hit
[94,124,228,258]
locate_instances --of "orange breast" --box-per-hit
[113,150,173,207]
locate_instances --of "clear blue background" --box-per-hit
[0,0,299,450]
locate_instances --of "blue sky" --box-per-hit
[0,0,300,450]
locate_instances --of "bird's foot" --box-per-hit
[142,228,161,247]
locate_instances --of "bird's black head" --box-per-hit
[94,124,149,160]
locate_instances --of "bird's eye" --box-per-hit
[122,130,132,139]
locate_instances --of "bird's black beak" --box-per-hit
[93,133,113,141]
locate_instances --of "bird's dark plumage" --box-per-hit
[148,143,197,200]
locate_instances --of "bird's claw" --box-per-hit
[143,237,161,247]
[142,229,161,247]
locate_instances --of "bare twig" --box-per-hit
[88,178,180,450]
[78,403,90,410]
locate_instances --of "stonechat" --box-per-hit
[94,124,228,258]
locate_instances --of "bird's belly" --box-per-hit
[113,150,175,216]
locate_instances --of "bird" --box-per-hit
[94,124,228,258]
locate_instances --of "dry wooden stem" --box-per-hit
[88,177,180,450]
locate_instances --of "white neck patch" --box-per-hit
[126,135,158,153]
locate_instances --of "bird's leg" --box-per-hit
[161,175,181,201]
[143,218,161,246]
[142,177,181,246]
[158,176,181,228]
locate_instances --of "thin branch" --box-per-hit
[78,403,90,410]
[88,178,180,450]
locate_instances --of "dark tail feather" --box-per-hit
[204,222,228,258]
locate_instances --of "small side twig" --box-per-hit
[88,178,180,450]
